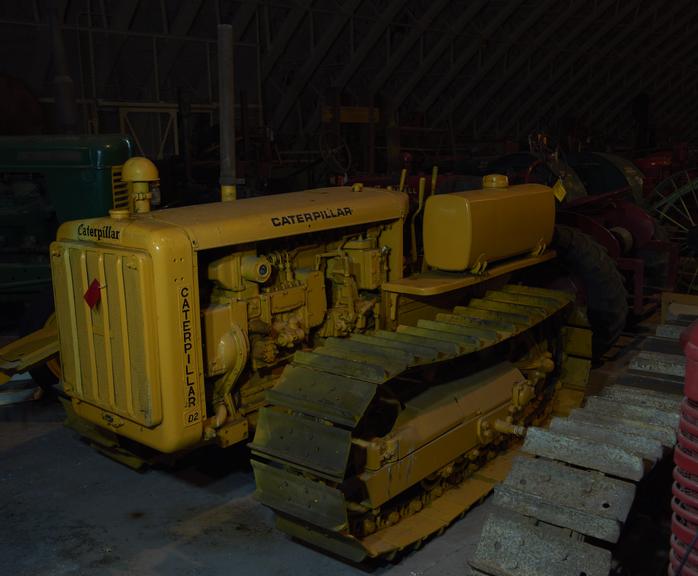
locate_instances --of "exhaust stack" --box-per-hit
[218,24,236,201]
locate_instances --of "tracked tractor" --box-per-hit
[45,158,593,556]
[38,22,595,561]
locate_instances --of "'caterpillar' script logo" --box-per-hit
[77,223,121,241]
[271,207,353,227]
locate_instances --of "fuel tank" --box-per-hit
[423,175,554,271]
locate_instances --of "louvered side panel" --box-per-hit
[111,165,130,210]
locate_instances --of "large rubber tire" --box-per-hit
[554,225,628,356]
[637,218,671,289]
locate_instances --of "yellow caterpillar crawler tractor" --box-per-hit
[48,163,591,557]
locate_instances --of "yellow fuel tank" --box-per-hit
[423,176,554,271]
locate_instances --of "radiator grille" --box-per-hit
[52,243,160,427]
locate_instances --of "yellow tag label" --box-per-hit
[552,179,567,202]
[184,408,201,428]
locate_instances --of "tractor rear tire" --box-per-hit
[554,225,628,357]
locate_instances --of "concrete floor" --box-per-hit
[0,397,492,576]
[0,321,675,576]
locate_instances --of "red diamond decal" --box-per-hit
[84,279,102,309]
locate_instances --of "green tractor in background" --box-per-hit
[0,134,133,386]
